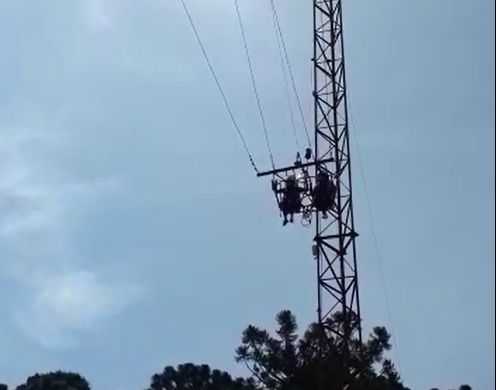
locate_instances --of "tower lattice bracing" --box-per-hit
[313,0,362,385]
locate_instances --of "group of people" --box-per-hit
[273,170,337,226]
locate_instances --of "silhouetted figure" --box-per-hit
[304,147,313,160]
[294,152,302,167]
[273,175,304,226]
[312,171,336,218]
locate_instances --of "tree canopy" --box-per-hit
[146,363,257,390]
[14,371,90,390]
[2,311,473,390]
[235,310,409,390]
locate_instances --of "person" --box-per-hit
[312,171,336,218]
[274,175,304,226]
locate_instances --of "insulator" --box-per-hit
[312,244,318,259]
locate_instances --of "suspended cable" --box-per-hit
[234,0,275,169]
[348,101,404,377]
[271,4,301,152]
[269,0,312,148]
[309,60,314,142]
[180,0,259,174]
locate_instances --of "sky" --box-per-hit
[0,0,494,389]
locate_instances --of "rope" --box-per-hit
[269,0,312,148]
[234,0,275,169]
[180,0,259,174]
[348,100,404,377]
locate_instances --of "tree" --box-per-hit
[0,384,7,390]
[235,310,410,390]
[429,385,472,390]
[146,363,258,390]
[15,371,90,390]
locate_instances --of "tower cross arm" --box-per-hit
[256,157,335,178]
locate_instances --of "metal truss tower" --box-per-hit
[258,0,362,387]
[313,0,362,386]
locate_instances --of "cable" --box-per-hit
[271,4,301,152]
[180,0,259,174]
[348,100,404,377]
[269,0,312,148]
[234,0,275,169]
[310,60,314,143]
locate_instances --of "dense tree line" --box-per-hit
[0,311,472,390]
[0,371,89,390]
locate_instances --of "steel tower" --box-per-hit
[313,0,362,385]
[257,0,362,387]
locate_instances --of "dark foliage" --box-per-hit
[15,371,90,390]
[5,311,474,390]
[235,310,410,390]
[429,385,473,390]
[146,363,257,390]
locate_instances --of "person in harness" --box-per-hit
[273,174,305,226]
[312,171,336,218]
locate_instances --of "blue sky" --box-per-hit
[0,1,493,389]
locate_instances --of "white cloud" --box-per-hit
[16,270,140,347]
[0,130,56,237]
[0,128,120,238]
[0,128,140,347]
